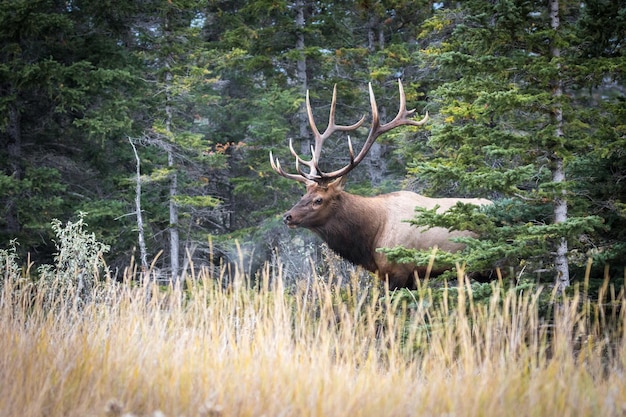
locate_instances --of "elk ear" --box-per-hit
[328,176,347,192]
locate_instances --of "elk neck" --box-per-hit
[309,192,384,272]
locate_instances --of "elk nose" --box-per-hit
[283,213,292,224]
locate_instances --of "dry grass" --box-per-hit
[1,261,625,417]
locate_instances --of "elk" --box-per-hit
[270,80,491,288]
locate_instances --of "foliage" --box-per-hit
[0,0,147,264]
[398,1,626,284]
[37,213,110,306]
[383,199,605,278]
[0,240,21,288]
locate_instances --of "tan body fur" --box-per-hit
[372,192,490,287]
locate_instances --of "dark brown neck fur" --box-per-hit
[309,193,382,272]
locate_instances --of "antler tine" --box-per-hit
[369,82,381,131]
[309,144,323,176]
[304,84,366,179]
[288,138,310,167]
[305,89,321,142]
[346,136,356,165]
[269,150,309,184]
[307,85,367,142]
[381,79,429,131]
[305,88,323,178]
[289,139,320,180]
[324,85,367,138]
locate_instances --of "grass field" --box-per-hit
[1,259,625,417]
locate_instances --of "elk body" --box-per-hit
[270,81,491,288]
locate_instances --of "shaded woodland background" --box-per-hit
[1,0,624,288]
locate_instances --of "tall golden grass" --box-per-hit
[1,260,625,417]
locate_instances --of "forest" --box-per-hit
[1,0,625,289]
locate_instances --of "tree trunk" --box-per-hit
[295,0,309,155]
[549,0,569,290]
[129,138,149,278]
[163,12,180,282]
[168,148,180,283]
[367,15,377,52]
[165,77,180,282]
[5,100,22,235]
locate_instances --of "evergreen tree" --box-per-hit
[393,0,625,285]
[0,0,142,263]
[131,0,225,281]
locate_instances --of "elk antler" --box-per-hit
[270,79,429,184]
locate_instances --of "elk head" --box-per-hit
[270,80,429,229]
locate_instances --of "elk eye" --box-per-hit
[314,198,323,205]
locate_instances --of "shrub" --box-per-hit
[37,213,110,307]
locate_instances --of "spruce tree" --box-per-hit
[0,0,142,262]
[131,0,224,281]
[391,0,625,285]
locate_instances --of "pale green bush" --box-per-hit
[37,213,110,306]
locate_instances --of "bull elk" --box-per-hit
[270,80,491,288]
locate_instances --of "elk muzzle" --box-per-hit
[283,212,298,229]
